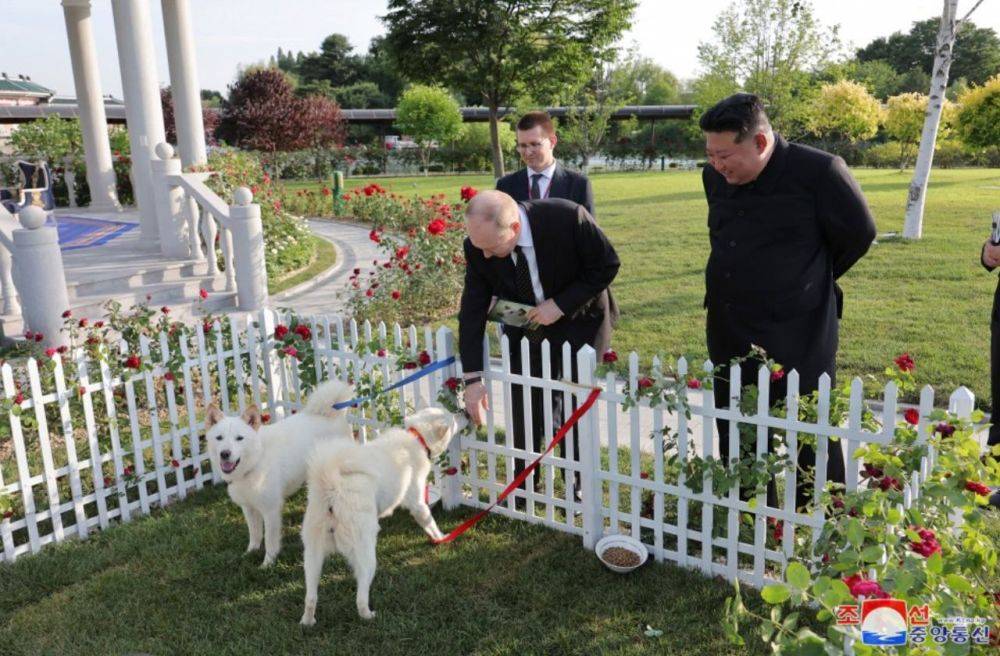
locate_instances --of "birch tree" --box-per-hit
[902,0,985,239]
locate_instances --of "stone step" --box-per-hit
[1,280,238,338]
[64,258,220,301]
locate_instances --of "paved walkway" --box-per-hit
[276,219,381,316]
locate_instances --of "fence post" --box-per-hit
[948,386,980,449]
[436,326,463,510]
[150,143,190,258]
[576,344,602,551]
[228,187,269,312]
[12,206,70,347]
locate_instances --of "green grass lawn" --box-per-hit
[0,485,778,656]
[294,168,1000,410]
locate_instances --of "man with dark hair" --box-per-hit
[699,93,877,510]
[979,237,1000,508]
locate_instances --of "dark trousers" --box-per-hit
[707,297,846,511]
[507,335,582,498]
[990,294,1000,448]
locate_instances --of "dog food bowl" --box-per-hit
[596,534,648,574]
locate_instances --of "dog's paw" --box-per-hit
[260,556,276,568]
[300,615,316,627]
[358,608,376,621]
[246,544,260,553]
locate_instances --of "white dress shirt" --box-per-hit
[512,205,544,304]
[526,160,557,200]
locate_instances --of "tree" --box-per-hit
[383,0,637,178]
[9,115,83,163]
[395,85,462,174]
[858,17,1000,87]
[160,87,220,147]
[902,0,985,240]
[216,68,345,152]
[808,80,882,143]
[955,74,1000,154]
[609,54,681,105]
[561,55,636,170]
[296,34,361,87]
[847,60,905,99]
[883,93,950,168]
[695,0,841,137]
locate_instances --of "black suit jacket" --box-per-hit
[458,199,620,372]
[496,162,595,217]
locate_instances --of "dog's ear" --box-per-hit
[242,405,262,431]
[206,405,224,429]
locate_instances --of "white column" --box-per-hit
[229,187,268,312]
[150,143,190,258]
[12,207,71,349]
[111,0,167,246]
[161,0,207,167]
[61,0,120,212]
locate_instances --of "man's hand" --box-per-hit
[463,381,489,426]
[526,299,564,326]
[985,241,1000,269]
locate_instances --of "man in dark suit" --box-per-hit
[979,237,1000,508]
[700,93,877,510]
[496,110,616,354]
[459,190,619,508]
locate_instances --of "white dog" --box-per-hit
[205,379,355,567]
[299,406,466,626]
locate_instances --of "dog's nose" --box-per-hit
[220,450,231,460]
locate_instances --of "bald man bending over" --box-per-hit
[459,190,620,509]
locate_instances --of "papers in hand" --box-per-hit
[487,299,538,329]
[992,210,1000,245]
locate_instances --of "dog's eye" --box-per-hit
[236,435,244,441]
[215,435,222,441]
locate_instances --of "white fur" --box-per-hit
[299,407,466,626]
[205,379,355,567]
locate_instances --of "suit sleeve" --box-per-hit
[983,242,997,272]
[818,156,877,280]
[457,239,494,373]
[579,176,596,218]
[551,206,621,317]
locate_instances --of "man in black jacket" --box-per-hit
[980,237,1000,508]
[700,93,877,510]
[496,111,615,354]
[459,190,619,507]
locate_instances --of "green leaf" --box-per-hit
[786,562,811,591]
[861,544,885,563]
[945,573,973,593]
[846,519,865,548]
[927,550,943,574]
[761,583,790,604]
[886,507,902,523]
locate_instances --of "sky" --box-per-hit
[3,0,998,100]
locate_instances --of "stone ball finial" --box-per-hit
[19,206,47,230]
[233,187,253,207]
[154,142,175,160]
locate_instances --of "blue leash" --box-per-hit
[332,356,456,410]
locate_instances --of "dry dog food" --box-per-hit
[602,546,641,568]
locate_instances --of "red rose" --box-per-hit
[460,186,478,202]
[894,352,915,372]
[274,324,289,339]
[935,422,955,437]
[57,345,67,354]
[321,187,331,196]
[391,290,401,300]
[164,372,175,382]
[602,350,618,363]
[377,349,387,357]
[199,288,209,300]
[851,580,887,598]
[395,245,410,260]
[403,361,418,370]
[639,472,649,479]
[45,347,57,358]
[77,386,86,396]
[203,321,213,334]
[13,392,24,405]
[103,476,112,487]
[444,377,460,392]
[171,459,180,468]
[353,268,360,275]
[261,413,271,424]
[161,306,170,314]
[637,376,654,389]
[283,346,298,358]
[365,289,374,297]
[94,321,104,329]
[862,462,883,478]
[770,367,785,382]
[878,476,902,491]
[369,229,381,243]
[34,333,43,342]
[294,324,312,341]
[62,309,72,318]
[965,481,991,496]
[341,194,351,201]
[444,467,458,476]
[24,330,33,340]
[687,378,702,390]
[418,350,431,366]
[832,497,845,509]
[903,408,920,425]
[427,219,446,235]
[125,354,141,369]
[123,465,133,476]
[78,318,88,328]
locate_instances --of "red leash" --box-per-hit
[432,386,602,545]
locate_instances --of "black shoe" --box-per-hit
[989,490,1000,510]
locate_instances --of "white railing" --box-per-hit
[0,311,979,599]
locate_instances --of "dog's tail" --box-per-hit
[302,379,355,419]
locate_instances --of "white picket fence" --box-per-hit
[0,311,978,598]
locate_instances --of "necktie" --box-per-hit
[530,173,542,200]
[513,246,535,304]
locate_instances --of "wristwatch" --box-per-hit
[464,376,482,385]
